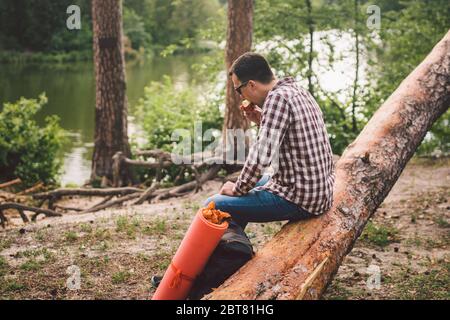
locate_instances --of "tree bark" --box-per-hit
[91,0,132,185]
[305,0,314,97]
[351,0,360,133]
[205,31,450,300]
[222,0,253,162]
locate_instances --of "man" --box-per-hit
[204,52,335,230]
[151,52,335,291]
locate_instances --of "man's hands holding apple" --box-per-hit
[240,101,262,125]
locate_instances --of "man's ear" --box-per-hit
[249,80,257,89]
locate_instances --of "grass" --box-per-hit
[64,231,78,243]
[434,215,450,228]
[94,228,111,241]
[34,229,48,242]
[115,216,140,238]
[112,271,131,284]
[142,218,168,236]
[0,238,12,251]
[405,233,449,249]
[0,256,8,277]
[20,259,42,271]
[15,248,55,272]
[392,261,450,299]
[0,280,27,293]
[152,251,173,271]
[79,223,93,234]
[360,221,399,247]
[323,280,354,300]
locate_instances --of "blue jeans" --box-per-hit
[204,175,313,230]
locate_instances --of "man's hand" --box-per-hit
[219,181,238,196]
[240,102,262,125]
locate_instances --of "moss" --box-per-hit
[360,221,399,247]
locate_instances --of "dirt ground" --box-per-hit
[0,157,448,300]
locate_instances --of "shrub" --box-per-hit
[0,94,66,187]
[134,75,223,184]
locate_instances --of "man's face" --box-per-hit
[231,73,259,104]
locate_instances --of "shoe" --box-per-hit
[151,275,162,288]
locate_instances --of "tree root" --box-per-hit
[0,202,62,227]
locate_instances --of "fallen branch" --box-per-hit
[133,181,160,205]
[151,165,222,202]
[53,205,84,212]
[33,187,144,201]
[17,182,44,195]
[0,202,62,227]
[80,193,141,214]
[0,178,21,189]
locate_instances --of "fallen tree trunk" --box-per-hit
[205,31,450,300]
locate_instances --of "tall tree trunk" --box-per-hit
[91,0,132,186]
[205,31,450,300]
[222,0,253,164]
[306,0,314,97]
[351,0,360,133]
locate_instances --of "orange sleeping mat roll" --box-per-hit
[151,202,230,300]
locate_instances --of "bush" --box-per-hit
[135,75,223,151]
[0,94,66,187]
[134,75,223,184]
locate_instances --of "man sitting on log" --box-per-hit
[205,52,336,230]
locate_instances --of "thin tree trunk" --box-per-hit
[223,0,253,163]
[91,0,132,185]
[205,30,450,300]
[306,0,314,97]
[351,0,360,133]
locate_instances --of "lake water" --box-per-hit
[0,54,208,186]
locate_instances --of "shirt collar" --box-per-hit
[271,76,296,92]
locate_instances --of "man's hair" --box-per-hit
[229,52,274,84]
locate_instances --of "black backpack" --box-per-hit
[187,220,254,300]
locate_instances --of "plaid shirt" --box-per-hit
[233,77,335,215]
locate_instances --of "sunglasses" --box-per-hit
[234,81,249,95]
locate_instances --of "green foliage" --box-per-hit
[139,0,223,52]
[364,0,450,155]
[0,0,224,61]
[134,75,223,183]
[0,0,91,52]
[254,0,367,155]
[360,221,399,247]
[135,76,223,152]
[123,7,152,51]
[112,271,131,284]
[0,94,66,187]
[253,0,450,155]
